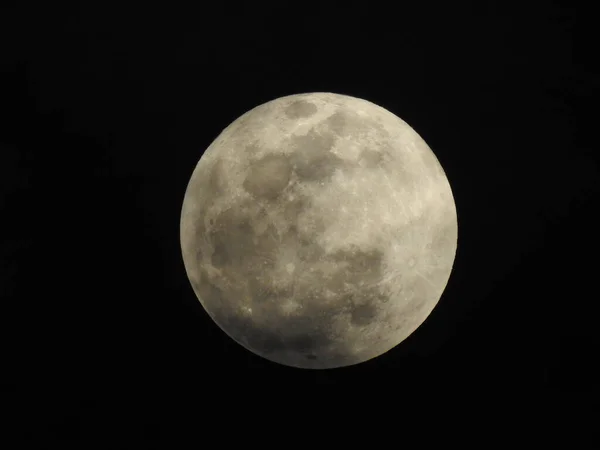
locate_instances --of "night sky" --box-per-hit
[1,1,598,441]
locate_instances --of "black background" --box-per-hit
[1,0,598,441]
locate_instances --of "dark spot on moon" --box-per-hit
[359,148,384,168]
[290,131,343,182]
[350,303,378,326]
[211,241,230,267]
[243,153,292,200]
[284,100,318,119]
[323,111,347,135]
[305,354,317,360]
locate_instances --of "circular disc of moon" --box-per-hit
[180,92,458,369]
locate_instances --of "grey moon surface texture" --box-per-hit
[180,92,458,369]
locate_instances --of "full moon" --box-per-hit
[180,92,457,369]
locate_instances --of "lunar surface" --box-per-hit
[180,92,457,369]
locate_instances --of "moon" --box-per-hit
[180,92,458,369]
